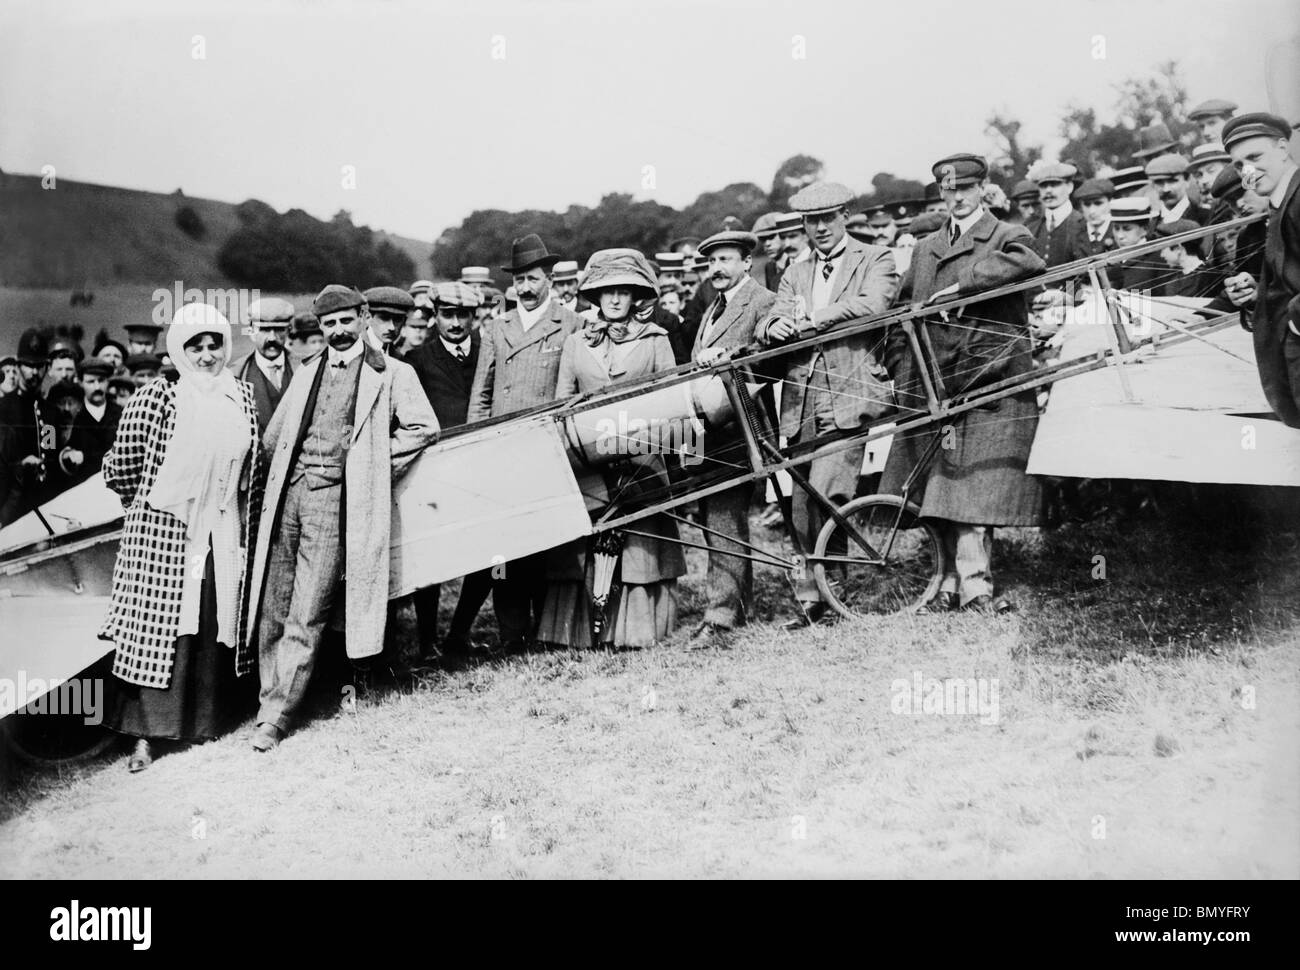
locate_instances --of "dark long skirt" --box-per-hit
[108,547,250,742]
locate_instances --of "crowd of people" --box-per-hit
[2,99,1297,770]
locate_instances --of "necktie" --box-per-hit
[455,344,467,361]
[702,295,726,342]
[950,222,961,246]
[267,363,282,389]
[820,256,835,281]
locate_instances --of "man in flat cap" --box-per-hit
[1075,178,1117,256]
[749,212,782,286]
[246,284,440,750]
[1188,143,1232,202]
[756,182,899,627]
[229,296,297,434]
[406,282,495,662]
[362,285,416,356]
[467,234,583,648]
[1147,154,1209,225]
[1026,161,1090,268]
[124,352,162,388]
[880,153,1046,615]
[1188,99,1238,146]
[57,356,121,488]
[124,321,163,358]
[1223,112,1300,426]
[687,230,777,647]
[1008,181,1041,227]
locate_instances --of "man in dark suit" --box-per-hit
[56,356,120,487]
[686,231,777,648]
[1075,178,1117,256]
[228,297,296,433]
[1148,154,1211,226]
[756,183,899,627]
[1025,162,1091,268]
[404,282,495,661]
[1223,112,1300,427]
[767,212,809,291]
[468,234,583,648]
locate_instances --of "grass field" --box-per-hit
[1,491,1297,879]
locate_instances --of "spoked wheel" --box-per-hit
[812,495,943,618]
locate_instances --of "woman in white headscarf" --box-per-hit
[99,303,264,771]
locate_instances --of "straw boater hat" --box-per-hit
[552,260,580,282]
[578,249,660,304]
[459,266,493,286]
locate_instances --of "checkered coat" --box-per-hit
[98,377,264,688]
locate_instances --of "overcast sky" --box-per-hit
[2,0,1297,241]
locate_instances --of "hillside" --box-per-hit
[0,170,433,288]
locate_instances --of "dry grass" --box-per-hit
[2,489,1298,879]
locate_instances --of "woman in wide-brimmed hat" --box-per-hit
[99,303,264,771]
[538,249,686,649]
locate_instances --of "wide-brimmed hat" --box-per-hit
[501,233,562,274]
[1134,122,1178,160]
[578,249,660,303]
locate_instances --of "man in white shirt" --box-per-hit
[362,286,415,356]
[229,296,296,434]
[1075,178,1116,255]
[1147,154,1209,225]
[1026,161,1090,267]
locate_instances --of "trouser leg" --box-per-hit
[493,552,543,643]
[954,524,994,606]
[700,478,754,628]
[938,523,959,595]
[256,482,344,733]
[449,569,493,639]
[412,585,440,648]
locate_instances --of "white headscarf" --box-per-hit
[145,303,242,524]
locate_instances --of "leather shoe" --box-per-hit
[127,738,152,773]
[783,602,831,630]
[963,594,1013,615]
[251,722,283,752]
[686,622,735,650]
[917,591,960,615]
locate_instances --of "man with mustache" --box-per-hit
[686,230,776,649]
[1223,112,1300,427]
[57,356,121,487]
[1147,154,1210,226]
[246,285,439,750]
[228,297,296,434]
[756,182,899,628]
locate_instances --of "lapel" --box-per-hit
[937,211,995,266]
[351,343,387,444]
[288,354,326,457]
[505,302,564,358]
[698,283,739,350]
[829,238,868,303]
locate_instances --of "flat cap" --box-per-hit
[699,230,759,258]
[908,211,949,239]
[1074,178,1115,201]
[1145,154,1189,178]
[1109,197,1154,223]
[1188,143,1231,170]
[788,181,854,215]
[244,296,296,325]
[1153,218,1201,240]
[292,312,322,336]
[1221,112,1293,150]
[124,321,163,335]
[78,356,116,378]
[1209,165,1244,201]
[362,286,416,315]
[431,281,482,308]
[751,211,782,237]
[312,284,365,317]
[408,279,434,296]
[1030,160,1078,183]
[552,259,580,281]
[1109,166,1149,194]
[1188,98,1238,120]
[109,373,135,390]
[124,352,163,372]
[930,152,987,188]
[1010,179,1040,200]
[772,212,804,232]
[459,266,493,286]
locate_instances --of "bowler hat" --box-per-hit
[1134,122,1178,160]
[501,234,562,274]
[78,356,116,379]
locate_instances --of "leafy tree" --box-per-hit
[768,154,824,209]
[1058,61,1192,174]
[985,112,1043,184]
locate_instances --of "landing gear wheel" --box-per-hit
[1,716,117,768]
[812,494,943,618]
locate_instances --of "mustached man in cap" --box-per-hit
[56,355,122,488]
[755,182,900,627]
[229,297,297,434]
[245,284,440,750]
[1147,154,1210,225]
[467,234,583,648]
[880,153,1047,615]
[1222,112,1300,427]
[685,230,778,648]
[1025,161,1091,268]
[405,282,495,662]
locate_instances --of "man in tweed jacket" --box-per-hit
[245,285,439,750]
[465,234,581,648]
[756,182,899,628]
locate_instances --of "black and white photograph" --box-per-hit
[1,0,1298,905]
